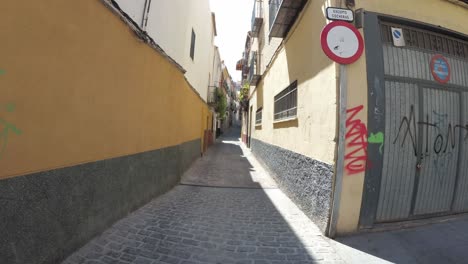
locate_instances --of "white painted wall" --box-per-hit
[115,0,215,102]
[212,47,223,88]
[146,0,214,101]
[114,0,146,27]
[258,0,282,74]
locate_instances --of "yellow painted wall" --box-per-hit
[336,42,369,234]
[0,0,211,180]
[336,0,468,234]
[251,0,337,164]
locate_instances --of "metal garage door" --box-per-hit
[375,23,468,222]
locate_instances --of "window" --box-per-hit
[274,81,297,121]
[268,0,280,32]
[255,107,263,125]
[190,29,196,60]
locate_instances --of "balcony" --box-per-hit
[251,0,263,37]
[249,51,261,86]
[269,0,308,38]
[242,65,250,79]
[236,59,244,71]
[207,86,218,106]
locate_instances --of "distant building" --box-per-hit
[115,0,215,102]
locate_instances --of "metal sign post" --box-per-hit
[320,19,364,237]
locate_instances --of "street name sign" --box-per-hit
[326,7,354,22]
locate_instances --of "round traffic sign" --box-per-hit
[430,54,451,84]
[320,21,364,64]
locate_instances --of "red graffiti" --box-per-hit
[345,105,368,175]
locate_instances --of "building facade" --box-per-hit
[241,0,468,236]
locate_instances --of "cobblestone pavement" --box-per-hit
[63,127,344,264]
[331,214,468,264]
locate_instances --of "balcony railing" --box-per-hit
[249,51,261,86]
[269,0,308,38]
[251,0,263,37]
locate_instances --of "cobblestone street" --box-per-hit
[62,127,344,264]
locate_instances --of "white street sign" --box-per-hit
[391,27,406,47]
[326,7,354,22]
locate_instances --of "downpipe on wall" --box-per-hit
[141,0,152,31]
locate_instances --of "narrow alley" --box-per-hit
[62,127,344,264]
[2,1,468,263]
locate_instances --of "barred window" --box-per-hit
[255,107,263,125]
[274,81,297,121]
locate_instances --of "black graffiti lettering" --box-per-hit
[393,105,418,156]
[433,134,443,154]
[444,124,456,153]
[393,105,468,157]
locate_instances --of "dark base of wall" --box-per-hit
[0,139,200,264]
[251,138,333,234]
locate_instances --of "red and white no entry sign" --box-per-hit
[320,21,364,65]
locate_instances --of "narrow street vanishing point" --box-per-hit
[2,0,468,264]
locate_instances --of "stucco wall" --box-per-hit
[248,0,338,234]
[0,0,212,180]
[251,0,337,164]
[0,0,213,262]
[335,0,468,234]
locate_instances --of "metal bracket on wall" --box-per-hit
[354,9,364,29]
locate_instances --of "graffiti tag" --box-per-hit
[0,103,22,160]
[368,132,384,154]
[393,105,468,157]
[345,105,368,175]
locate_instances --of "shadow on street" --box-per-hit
[62,125,342,264]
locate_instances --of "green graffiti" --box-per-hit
[5,103,15,112]
[0,118,22,160]
[368,132,384,154]
[0,69,5,75]
[0,102,22,160]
